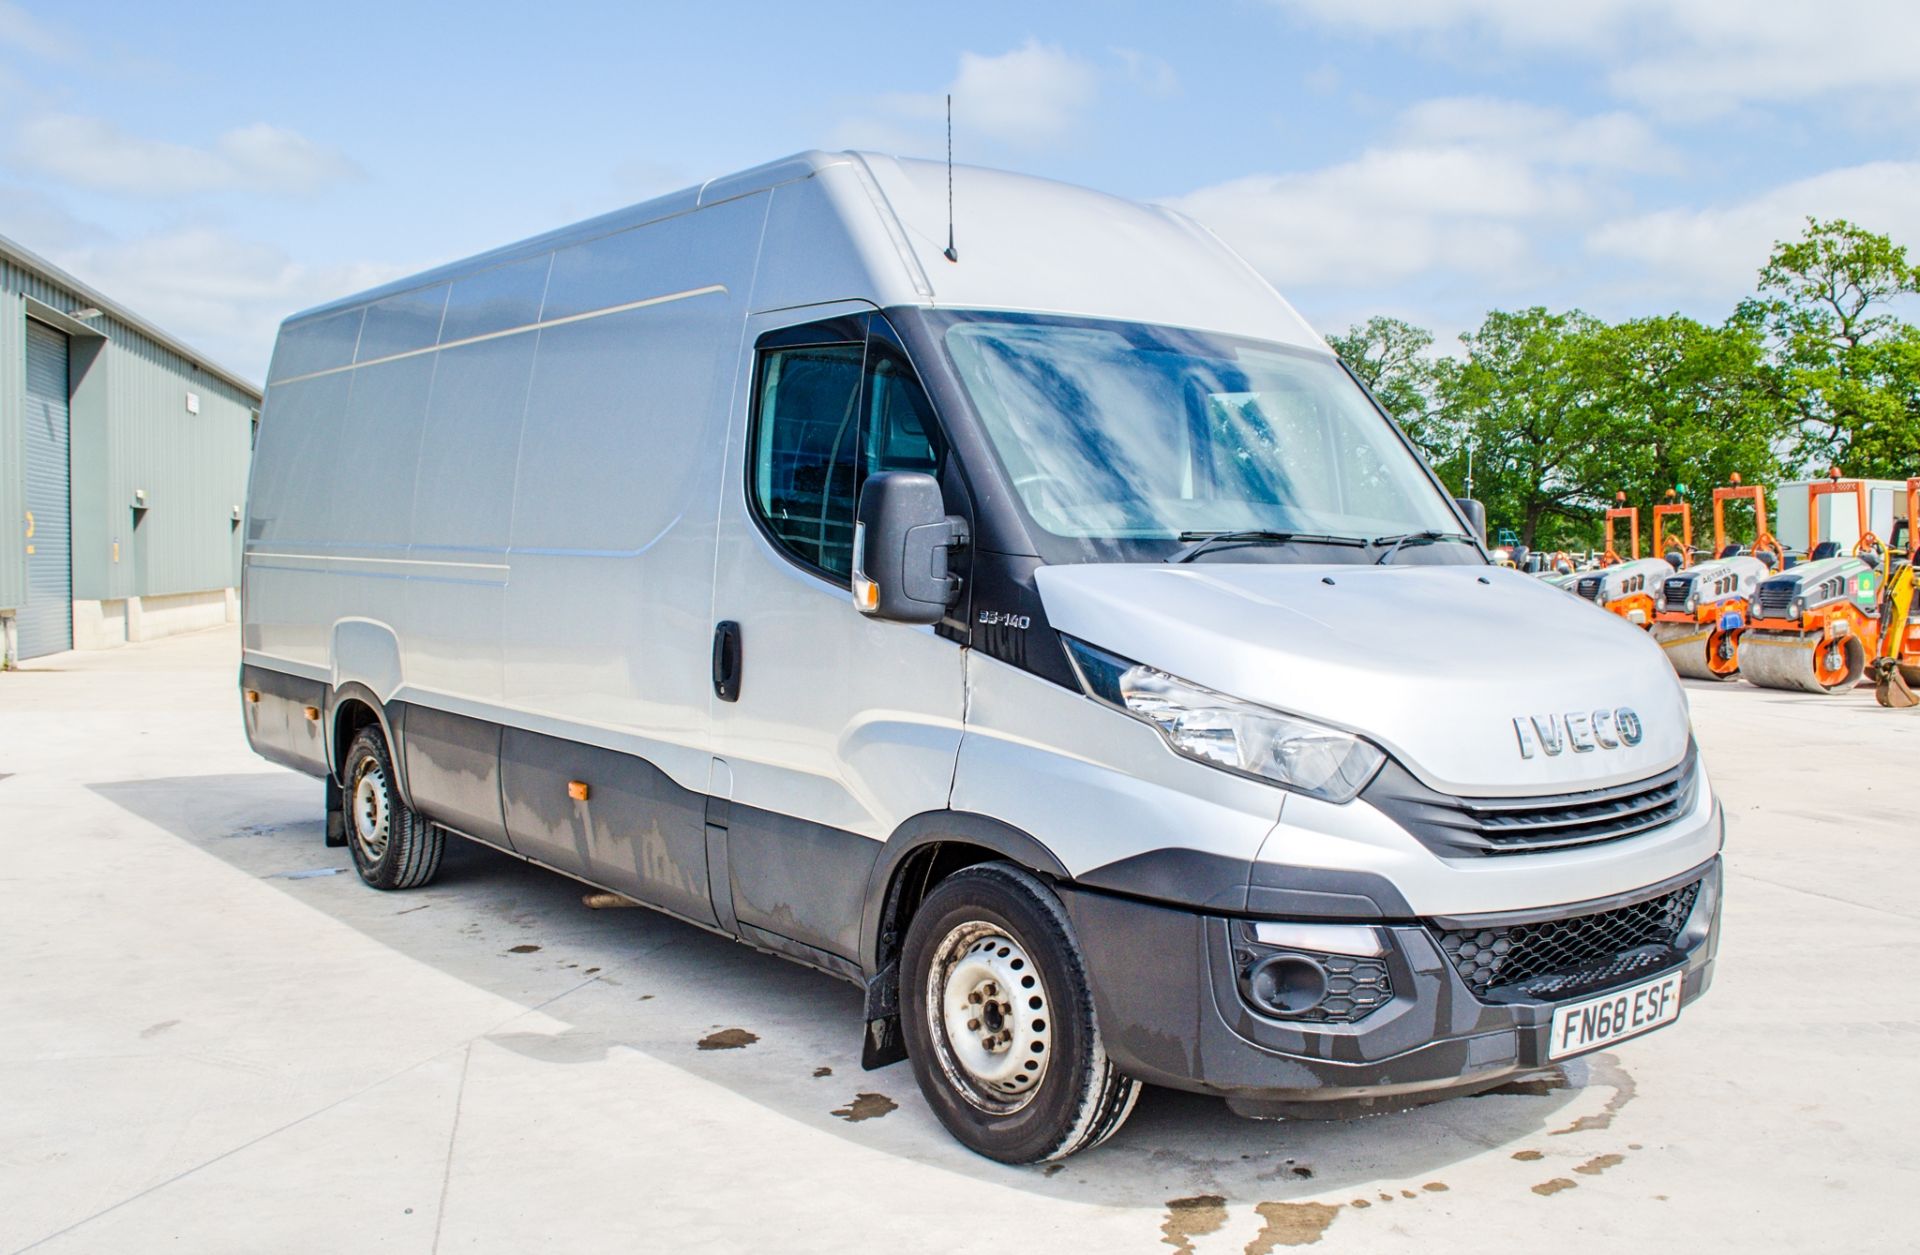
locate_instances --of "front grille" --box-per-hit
[1659,575,1694,612]
[1363,747,1699,858]
[1433,879,1701,999]
[1576,575,1604,602]
[1754,578,1796,619]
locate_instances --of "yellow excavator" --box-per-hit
[1873,477,1919,708]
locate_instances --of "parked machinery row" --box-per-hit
[1550,473,1919,703]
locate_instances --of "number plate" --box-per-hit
[1547,970,1682,1060]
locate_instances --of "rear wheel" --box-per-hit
[901,862,1139,1163]
[342,726,443,889]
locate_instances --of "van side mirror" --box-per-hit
[854,471,969,624]
[1454,497,1488,544]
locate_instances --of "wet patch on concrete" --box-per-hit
[831,1092,897,1123]
[697,1028,758,1050]
[1551,1054,1636,1136]
[1041,1163,1064,1177]
[1512,1149,1545,1162]
[1159,1194,1227,1254]
[139,1019,179,1038]
[1421,1182,1449,1193]
[507,944,541,954]
[1533,1178,1577,1196]
[812,1066,833,1078]
[1574,1153,1626,1176]
[1245,1200,1341,1251]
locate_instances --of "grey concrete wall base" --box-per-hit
[72,587,235,650]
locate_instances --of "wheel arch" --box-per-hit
[326,683,411,806]
[860,810,1072,978]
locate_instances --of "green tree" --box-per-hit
[1581,314,1789,552]
[1434,308,1622,548]
[1327,316,1447,456]
[1746,217,1920,476]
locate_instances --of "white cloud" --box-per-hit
[839,40,1099,153]
[1111,47,1179,98]
[13,114,360,198]
[1587,161,1920,299]
[0,1,74,60]
[45,227,405,380]
[1271,0,1920,114]
[1164,98,1644,290]
[1395,97,1678,173]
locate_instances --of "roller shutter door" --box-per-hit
[20,318,72,658]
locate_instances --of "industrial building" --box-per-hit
[2,234,260,663]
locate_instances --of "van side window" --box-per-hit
[752,341,945,581]
[754,344,867,577]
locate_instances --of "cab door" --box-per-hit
[708,309,969,962]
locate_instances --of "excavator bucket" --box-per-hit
[1876,658,1919,708]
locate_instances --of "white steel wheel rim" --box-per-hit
[352,765,391,863]
[928,922,1054,1114]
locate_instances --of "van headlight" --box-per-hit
[1062,637,1384,802]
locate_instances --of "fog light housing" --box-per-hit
[1246,955,1329,1016]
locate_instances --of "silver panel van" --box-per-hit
[241,151,1721,1162]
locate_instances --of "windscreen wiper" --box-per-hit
[1371,530,1480,565]
[1169,529,1370,564]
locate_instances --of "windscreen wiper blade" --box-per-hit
[1371,530,1480,565]
[1169,529,1370,564]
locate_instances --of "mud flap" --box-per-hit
[325,775,347,847]
[862,959,907,1069]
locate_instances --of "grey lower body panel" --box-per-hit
[1057,855,1722,1114]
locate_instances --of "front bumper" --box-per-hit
[1058,854,1722,1117]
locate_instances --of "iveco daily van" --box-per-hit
[241,151,1722,1162]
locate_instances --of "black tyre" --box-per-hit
[341,726,443,890]
[900,862,1139,1163]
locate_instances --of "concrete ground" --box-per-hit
[2,625,1916,1254]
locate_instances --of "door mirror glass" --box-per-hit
[1455,496,1487,543]
[854,471,968,624]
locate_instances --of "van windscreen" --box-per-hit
[940,314,1462,557]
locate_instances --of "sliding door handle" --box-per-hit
[712,621,743,702]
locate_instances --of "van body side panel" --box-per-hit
[239,663,329,777]
[399,332,537,705]
[243,369,356,669]
[499,193,768,807]
[403,705,509,848]
[499,728,714,924]
[951,651,1282,910]
[724,802,874,958]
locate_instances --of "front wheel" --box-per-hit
[901,863,1139,1163]
[341,726,444,890]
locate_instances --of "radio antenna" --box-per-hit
[943,93,959,263]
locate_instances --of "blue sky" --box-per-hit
[3,0,1916,382]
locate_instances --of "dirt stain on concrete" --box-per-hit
[1475,1067,1570,1098]
[1551,1054,1636,1136]
[1159,1194,1227,1253]
[697,1028,758,1050]
[1244,1201,1341,1251]
[1512,1149,1545,1162]
[139,1019,180,1038]
[813,1066,833,1078]
[1421,1182,1449,1193]
[831,1092,897,1122]
[507,944,541,954]
[1533,1178,1578,1196]
[1574,1153,1626,1176]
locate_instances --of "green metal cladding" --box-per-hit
[3,240,261,614]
